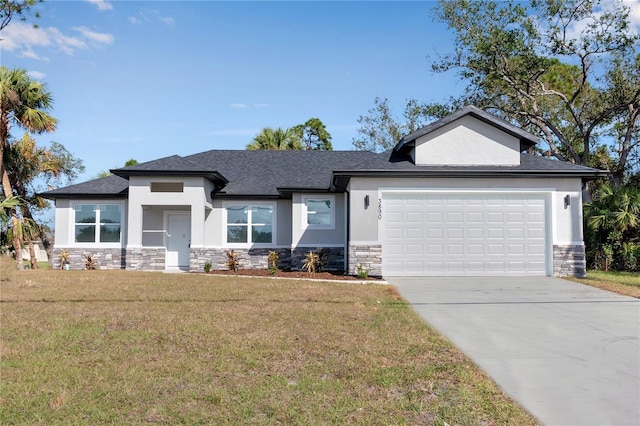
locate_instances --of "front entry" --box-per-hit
[166,213,191,271]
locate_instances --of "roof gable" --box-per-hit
[394,106,538,166]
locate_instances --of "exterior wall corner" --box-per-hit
[553,244,586,278]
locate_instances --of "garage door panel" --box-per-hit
[382,192,548,276]
[447,244,464,255]
[487,228,504,238]
[407,212,423,223]
[487,212,504,222]
[406,244,423,255]
[507,212,525,223]
[386,211,403,223]
[447,228,464,238]
[427,228,443,238]
[447,261,464,272]
[427,244,443,254]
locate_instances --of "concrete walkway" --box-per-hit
[389,277,640,426]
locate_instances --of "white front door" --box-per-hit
[166,213,191,270]
[382,192,548,276]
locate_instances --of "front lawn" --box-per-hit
[568,270,640,298]
[0,260,537,425]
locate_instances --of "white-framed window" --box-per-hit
[225,203,275,245]
[304,196,335,229]
[73,203,122,244]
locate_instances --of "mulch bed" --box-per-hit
[202,269,383,281]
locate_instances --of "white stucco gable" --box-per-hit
[394,105,539,167]
[413,115,521,166]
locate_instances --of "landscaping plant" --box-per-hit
[267,250,279,275]
[225,249,239,272]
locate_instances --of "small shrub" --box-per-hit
[302,251,320,274]
[59,250,69,270]
[356,263,370,279]
[225,250,239,272]
[84,254,96,270]
[267,250,279,275]
[204,261,212,273]
[316,248,329,272]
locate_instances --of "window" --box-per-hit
[305,197,334,229]
[226,204,273,244]
[74,204,122,243]
[150,182,183,192]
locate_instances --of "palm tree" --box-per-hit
[0,66,57,269]
[584,184,640,270]
[246,127,302,150]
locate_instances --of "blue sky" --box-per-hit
[1,0,468,182]
[2,0,639,185]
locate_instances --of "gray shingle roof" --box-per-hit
[41,105,606,199]
[41,174,128,198]
[41,149,606,200]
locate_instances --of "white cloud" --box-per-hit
[0,21,114,59]
[622,0,640,28]
[85,0,113,12]
[127,9,175,27]
[27,70,46,80]
[74,26,114,44]
[159,16,175,26]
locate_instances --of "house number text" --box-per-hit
[377,198,382,220]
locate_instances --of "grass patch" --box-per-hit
[567,270,640,298]
[0,257,537,424]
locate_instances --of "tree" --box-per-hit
[0,0,42,32]
[94,158,138,179]
[352,97,456,152]
[292,118,333,150]
[584,184,640,271]
[246,127,302,150]
[5,134,84,267]
[0,66,57,269]
[247,119,334,151]
[431,0,640,185]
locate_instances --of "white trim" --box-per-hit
[70,201,126,248]
[222,201,277,247]
[302,195,335,230]
[554,241,585,246]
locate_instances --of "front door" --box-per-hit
[166,213,191,270]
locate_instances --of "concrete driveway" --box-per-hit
[389,277,640,426]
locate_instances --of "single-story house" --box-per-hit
[42,106,606,277]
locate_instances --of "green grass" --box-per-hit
[568,270,640,298]
[0,258,538,425]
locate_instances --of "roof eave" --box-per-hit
[111,169,228,185]
[333,168,608,180]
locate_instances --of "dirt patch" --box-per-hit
[202,269,383,281]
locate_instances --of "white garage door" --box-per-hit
[382,192,547,276]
